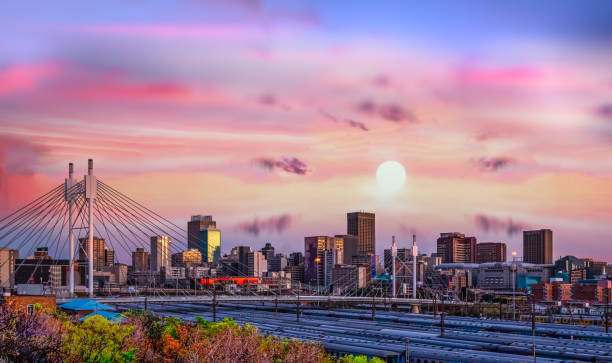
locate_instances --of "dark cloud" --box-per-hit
[236,214,292,236]
[256,93,277,106]
[0,136,48,176]
[320,110,369,131]
[473,156,515,172]
[356,100,417,123]
[474,214,527,237]
[256,157,309,175]
[595,104,612,119]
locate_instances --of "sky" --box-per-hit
[1,0,612,263]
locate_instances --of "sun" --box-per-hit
[376,160,406,192]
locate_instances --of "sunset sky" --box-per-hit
[1,1,612,262]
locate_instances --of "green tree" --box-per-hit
[63,315,135,363]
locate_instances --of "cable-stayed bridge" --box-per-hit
[0,159,445,312]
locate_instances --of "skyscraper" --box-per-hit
[188,215,220,263]
[476,242,507,263]
[79,237,114,270]
[247,251,267,277]
[132,248,149,272]
[523,229,553,264]
[436,232,477,263]
[335,234,358,264]
[261,242,275,260]
[304,236,333,284]
[288,252,304,267]
[150,235,171,272]
[347,212,375,255]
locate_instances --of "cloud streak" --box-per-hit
[256,157,310,175]
[473,157,515,172]
[474,214,527,236]
[356,100,417,123]
[236,214,292,236]
[320,110,368,131]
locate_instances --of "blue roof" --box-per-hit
[79,310,124,323]
[59,299,116,311]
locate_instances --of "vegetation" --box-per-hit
[0,303,384,363]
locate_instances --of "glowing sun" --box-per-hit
[376,160,406,192]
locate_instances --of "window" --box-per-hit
[26,304,34,315]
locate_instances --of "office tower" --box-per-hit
[476,242,507,263]
[79,237,114,270]
[323,250,336,286]
[268,254,287,272]
[283,265,305,283]
[199,229,221,263]
[523,229,553,264]
[288,252,304,266]
[436,232,477,263]
[247,251,267,277]
[132,248,149,272]
[261,242,275,260]
[304,236,334,284]
[335,235,358,264]
[230,246,252,276]
[150,235,172,272]
[347,212,375,255]
[171,249,202,269]
[0,247,18,290]
[188,215,220,263]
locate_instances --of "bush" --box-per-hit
[63,315,135,362]
[0,304,386,363]
[0,302,65,362]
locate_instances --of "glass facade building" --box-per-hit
[199,229,221,263]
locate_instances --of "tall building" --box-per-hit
[188,215,220,263]
[261,243,275,260]
[247,251,267,277]
[335,235,358,264]
[0,247,18,290]
[268,254,287,272]
[304,236,333,284]
[229,246,252,276]
[523,229,553,264]
[288,252,304,266]
[79,237,114,270]
[476,242,507,263]
[132,248,149,272]
[150,235,172,272]
[436,233,477,264]
[199,229,221,263]
[171,249,202,268]
[347,212,375,255]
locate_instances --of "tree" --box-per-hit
[0,302,65,362]
[63,315,135,362]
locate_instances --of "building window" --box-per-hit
[26,304,34,315]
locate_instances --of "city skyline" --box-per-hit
[1,1,612,261]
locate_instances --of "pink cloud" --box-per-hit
[0,63,61,95]
[455,66,545,86]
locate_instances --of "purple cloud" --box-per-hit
[256,157,309,175]
[474,214,527,236]
[473,156,515,172]
[320,110,369,131]
[236,214,292,236]
[595,104,612,119]
[357,100,417,123]
[256,93,277,106]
